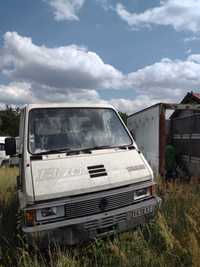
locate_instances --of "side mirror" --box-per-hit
[5,137,16,156]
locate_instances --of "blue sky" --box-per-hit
[0,0,200,113]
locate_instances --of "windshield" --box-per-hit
[28,108,132,154]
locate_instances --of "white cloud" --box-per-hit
[31,83,100,103]
[186,48,192,55]
[46,0,85,21]
[0,81,101,106]
[0,32,124,108]
[116,0,200,33]
[127,57,200,100]
[184,36,200,42]
[110,93,178,115]
[96,0,113,11]
[110,95,166,114]
[1,32,200,114]
[0,82,35,105]
[0,32,124,90]
[188,54,200,63]
[109,54,200,113]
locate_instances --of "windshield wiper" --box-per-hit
[118,145,136,150]
[66,148,92,155]
[89,145,136,151]
[88,145,114,150]
[33,145,136,156]
[34,147,71,155]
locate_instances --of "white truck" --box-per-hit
[5,103,161,246]
[0,136,9,166]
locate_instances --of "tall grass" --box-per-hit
[1,168,200,266]
[0,167,18,266]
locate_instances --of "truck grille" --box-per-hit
[65,187,140,219]
[84,213,127,231]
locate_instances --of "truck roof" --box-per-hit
[25,103,115,111]
[128,103,162,118]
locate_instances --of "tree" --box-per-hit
[0,106,20,136]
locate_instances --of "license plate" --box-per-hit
[132,205,153,217]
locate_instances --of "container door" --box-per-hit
[127,105,160,175]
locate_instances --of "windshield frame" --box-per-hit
[27,107,133,155]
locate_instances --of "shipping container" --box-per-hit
[127,101,200,178]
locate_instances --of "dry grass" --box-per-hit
[1,168,200,266]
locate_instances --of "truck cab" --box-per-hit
[5,103,161,246]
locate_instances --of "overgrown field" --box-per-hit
[1,168,200,267]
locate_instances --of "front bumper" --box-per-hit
[22,196,161,246]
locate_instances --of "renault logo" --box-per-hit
[99,197,108,211]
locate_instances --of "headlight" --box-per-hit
[134,187,151,200]
[41,207,57,217]
[36,206,65,221]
